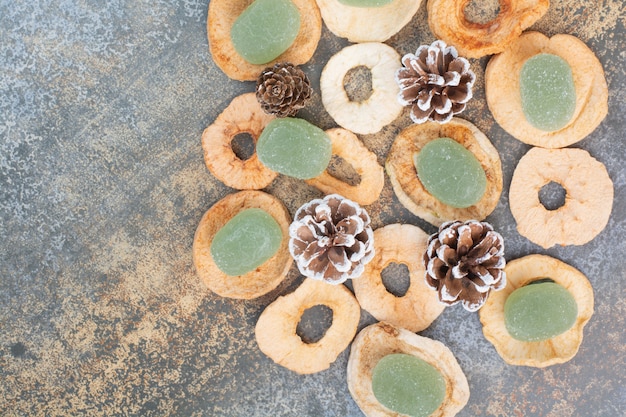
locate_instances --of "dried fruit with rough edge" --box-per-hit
[396,40,475,124]
[289,194,375,284]
[347,322,470,417]
[486,31,608,148]
[386,118,502,227]
[352,224,445,333]
[423,219,506,312]
[305,128,384,206]
[479,254,594,367]
[427,0,549,58]
[255,278,361,374]
[256,62,312,117]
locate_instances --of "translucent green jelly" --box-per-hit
[257,118,332,179]
[372,353,446,417]
[504,281,578,342]
[230,0,301,65]
[210,208,283,276]
[338,0,394,7]
[520,53,576,132]
[414,137,487,208]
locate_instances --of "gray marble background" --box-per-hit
[1,0,625,416]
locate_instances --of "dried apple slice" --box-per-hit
[386,117,502,226]
[315,0,422,42]
[479,254,594,367]
[509,147,613,249]
[255,278,361,374]
[428,0,549,58]
[208,0,321,81]
[193,190,292,299]
[486,32,608,148]
[202,93,278,190]
[352,224,445,332]
[306,128,384,206]
[347,322,469,417]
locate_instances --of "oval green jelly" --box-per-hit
[414,137,487,208]
[338,0,394,7]
[520,53,576,132]
[372,353,446,417]
[210,208,283,276]
[230,0,301,65]
[504,281,578,342]
[257,118,332,179]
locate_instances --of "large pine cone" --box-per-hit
[288,194,375,284]
[256,62,312,117]
[423,220,506,311]
[396,40,475,124]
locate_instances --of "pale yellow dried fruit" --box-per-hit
[315,0,422,43]
[208,0,321,81]
[386,118,502,226]
[353,224,445,332]
[347,322,469,417]
[509,147,613,248]
[306,128,384,206]
[479,254,594,367]
[320,43,403,135]
[428,0,549,58]
[486,32,608,148]
[192,190,292,299]
[201,93,277,190]
[255,278,361,374]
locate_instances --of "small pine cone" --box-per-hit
[256,62,312,117]
[423,220,506,312]
[396,40,475,124]
[289,194,375,285]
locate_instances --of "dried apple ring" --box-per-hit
[193,190,292,299]
[208,0,321,81]
[255,278,361,374]
[427,0,549,58]
[305,128,384,206]
[479,254,594,367]
[315,0,422,43]
[352,224,445,332]
[201,93,277,190]
[486,32,609,148]
[320,43,403,135]
[347,322,470,417]
[386,118,502,226]
[509,147,613,249]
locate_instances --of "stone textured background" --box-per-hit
[1,0,624,416]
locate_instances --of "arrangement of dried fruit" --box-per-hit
[197,0,614,415]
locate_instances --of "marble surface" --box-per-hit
[1,0,625,416]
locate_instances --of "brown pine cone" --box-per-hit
[288,194,375,284]
[396,40,475,124]
[256,62,312,117]
[423,220,506,311]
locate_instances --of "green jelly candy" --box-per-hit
[338,0,394,7]
[520,53,576,132]
[210,208,283,276]
[414,137,487,208]
[230,0,301,65]
[504,281,578,342]
[257,118,332,179]
[372,353,446,417]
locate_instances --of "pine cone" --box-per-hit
[256,62,312,117]
[423,220,506,312]
[396,40,475,124]
[288,194,375,284]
